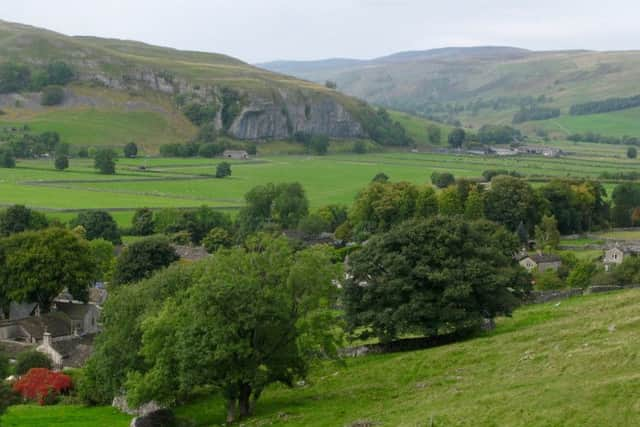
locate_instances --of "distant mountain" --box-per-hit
[258,46,640,136]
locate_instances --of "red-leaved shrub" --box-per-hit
[12,368,73,405]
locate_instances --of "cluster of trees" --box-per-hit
[0,61,75,94]
[567,132,640,147]
[292,132,330,155]
[570,94,640,116]
[477,124,521,145]
[512,106,560,124]
[345,175,615,242]
[4,130,65,159]
[354,106,413,146]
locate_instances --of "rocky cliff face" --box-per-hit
[229,94,363,140]
[80,69,365,140]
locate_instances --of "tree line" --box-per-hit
[570,94,640,116]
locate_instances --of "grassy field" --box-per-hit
[6,288,640,426]
[0,150,635,226]
[539,107,640,138]
[388,110,451,145]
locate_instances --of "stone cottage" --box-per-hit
[519,253,562,273]
[603,245,640,271]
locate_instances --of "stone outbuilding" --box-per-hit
[519,253,562,273]
[222,150,249,160]
[603,245,640,271]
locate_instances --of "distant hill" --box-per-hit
[259,46,640,138]
[0,20,388,149]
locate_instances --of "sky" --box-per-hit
[3,0,639,63]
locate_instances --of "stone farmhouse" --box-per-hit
[0,298,101,369]
[519,253,562,273]
[603,245,640,271]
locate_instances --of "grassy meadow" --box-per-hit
[5,288,640,426]
[0,148,637,227]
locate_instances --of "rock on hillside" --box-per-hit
[0,20,366,140]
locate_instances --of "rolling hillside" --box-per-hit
[0,20,381,149]
[6,288,640,426]
[260,47,640,137]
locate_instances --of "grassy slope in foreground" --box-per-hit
[5,289,640,426]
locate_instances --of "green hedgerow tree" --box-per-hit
[430,172,455,188]
[94,148,116,174]
[0,147,16,168]
[534,215,561,250]
[343,216,531,342]
[0,228,95,311]
[15,350,52,375]
[627,146,637,159]
[40,85,65,106]
[71,210,121,244]
[202,227,232,253]
[123,142,138,158]
[448,127,466,148]
[124,235,341,423]
[131,208,155,236]
[112,236,178,286]
[0,204,49,237]
[216,161,232,178]
[54,155,69,171]
[427,124,441,144]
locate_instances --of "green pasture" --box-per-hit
[540,107,640,138]
[0,108,196,150]
[6,289,640,426]
[0,152,636,226]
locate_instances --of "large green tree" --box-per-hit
[119,236,340,422]
[343,216,530,342]
[70,211,121,244]
[0,205,49,237]
[237,183,309,234]
[112,236,178,285]
[484,176,542,232]
[94,148,117,174]
[0,228,95,311]
[611,183,640,227]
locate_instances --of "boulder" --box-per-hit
[130,409,176,427]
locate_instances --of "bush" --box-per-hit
[353,140,367,154]
[198,143,224,158]
[533,269,565,290]
[431,172,455,188]
[0,147,16,168]
[124,142,138,158]
[112,236,179,285]
[13,368,72,405]
[202,227,232,253]
[54,156,69,170]
[15,351,52,376]
[94,148,116,174]
[70,210,121,244]
[216,161,231,178]
[628,147,637,159]
[298,213,330,237]
[40,85,65,106]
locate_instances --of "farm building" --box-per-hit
[603,245,640,271]
[222,150,249,159]
[519,253,562,273]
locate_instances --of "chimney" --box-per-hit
[43,331,52,347]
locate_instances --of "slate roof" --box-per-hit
[55,302,93,321]
[0,340,34,358]
[17,312,72,338]
[49,334,95,368]
[528,254,562,264]
[8,302,37,320]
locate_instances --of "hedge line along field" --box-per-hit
[1,150,638,226]
[6,288,640,427]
